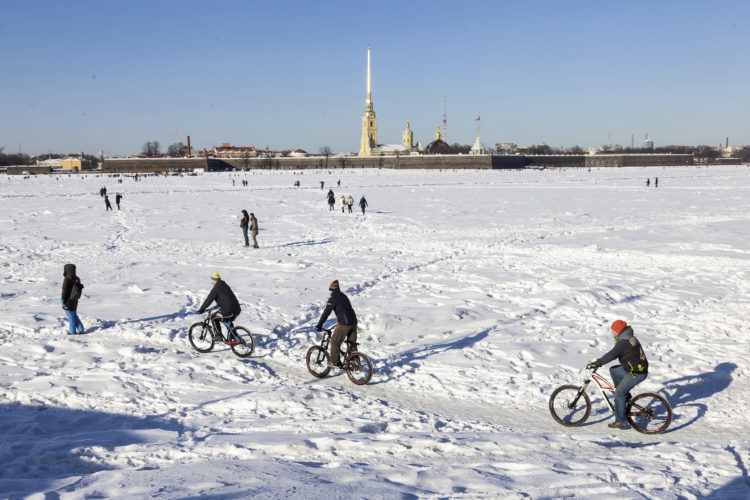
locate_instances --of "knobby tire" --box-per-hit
[627,392,672,434]
[549,384,591,427]
[306,346,331,378]
[188,322,214,353]
[345,352,373,385]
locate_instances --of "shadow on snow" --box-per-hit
[0,402,184,498]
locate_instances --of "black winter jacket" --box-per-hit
[61,263,84,311]
[199,279,241,317]
[594,326,649,375]
[240,213,249,228]
[317,289,357,329]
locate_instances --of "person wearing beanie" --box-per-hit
[240,210,250,247]
[198,272,242,340]
[61,263,85,335]
[315,280,358,368]
[587,320,649,429]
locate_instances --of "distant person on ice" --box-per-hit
[240,209,250,247]
[104,194,113,211]
[250,212,259,248]
[61,263,85,335]
[655,177,659,188]
[327,190,336,211]
[340,194,346,213]
[346,194,354,213]
[115,192,123,209]
[198,272,242,340]
[359,195,368,214]
[316,280,358,368]
[586,320,649,429]
[320,181,325,190]
[646,178,650,187]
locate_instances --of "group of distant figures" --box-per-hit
[646,177,659,188]
[100,186,123,211]
[326,189,368,214]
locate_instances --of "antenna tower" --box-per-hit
[442,96,447,143]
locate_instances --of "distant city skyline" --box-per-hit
[2,0,749,156]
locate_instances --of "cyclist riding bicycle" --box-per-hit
[316,280,358,368]
[587,319,649,429]
[198,272,242,340]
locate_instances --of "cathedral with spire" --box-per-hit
[358,46,421,156]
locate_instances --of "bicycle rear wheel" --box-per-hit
[306,346,331,378]
[345,352,373,385]
[627,392,672,434]
[230,326,254,358]
[188,322,214,353]
[549,385,591,426]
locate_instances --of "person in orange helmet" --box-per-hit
[587,320,649,429]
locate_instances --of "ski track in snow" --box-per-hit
[1,166,749,499]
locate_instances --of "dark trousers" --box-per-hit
[211,311,237,339]
[330,324,357,363]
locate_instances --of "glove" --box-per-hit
[61,299,69,310]
[586,363,598,370]
[198,310,204,315]
[316,325,322,332]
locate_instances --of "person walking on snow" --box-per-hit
[240,209,250,247]
[316,280,358,368]
[586,320,649,429]
[104,195,113,211]
[646,178,650,187]
[327,190,336,211]
[340,194,346,213]
[346,194,354,213]
[115,193,123,209]
[655,177,659,188]
[359,195,368,214]
[250,212,259,248]
[61,263,85,335]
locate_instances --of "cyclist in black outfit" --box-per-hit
[316,280,358,368]
[199,272,242,339]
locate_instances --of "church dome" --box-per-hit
[425,139,450,154]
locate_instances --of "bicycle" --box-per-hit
[549,366,672,434]
[188,306,254,358]
[306,326,373,385]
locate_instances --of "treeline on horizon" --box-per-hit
[2,144,749,167]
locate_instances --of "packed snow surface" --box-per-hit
[1,166,749,499]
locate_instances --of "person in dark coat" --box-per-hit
[655,177,659,188]
[587,320,649,429]
[61,263,85,335]
[240,209,250,247]
[115,193,123,209]
[198,272,242,340]
[250,212,259,248]
[327,191,336,211]
[646,178,650,187]
[359,195,368,214]
[316,280,358,368]
[104,195,112,211]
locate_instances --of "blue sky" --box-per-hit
[2,0,748,156]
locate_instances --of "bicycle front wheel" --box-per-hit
[306,346,331,378]
[627,392,672,434]
[549,385,591,426]
[188,322,214,353]
[230,326,254,358]
[345,352,373,385]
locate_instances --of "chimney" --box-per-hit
[187,136,191,157]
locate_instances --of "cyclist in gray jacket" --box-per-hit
[587,320,649,429]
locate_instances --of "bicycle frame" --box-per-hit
[581,370,617,414]
[203,307,239,344]
[319,326,357,363]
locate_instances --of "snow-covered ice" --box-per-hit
[1,166,748,499]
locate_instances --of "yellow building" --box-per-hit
[37,157,90,172]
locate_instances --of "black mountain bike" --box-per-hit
[188,306,254,358]
[306,326,373,385]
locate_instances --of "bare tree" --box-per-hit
[319,146,331,168]
[167,142,187,157]
[142,141,161,156]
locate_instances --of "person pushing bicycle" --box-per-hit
[316,280,358,368]
[587,320,649,429]
[198,272,242,340]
